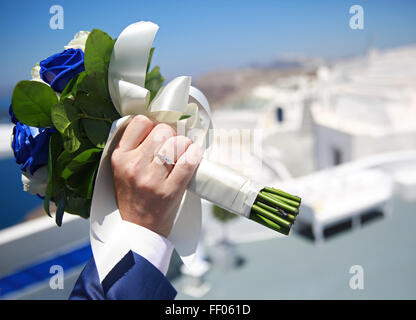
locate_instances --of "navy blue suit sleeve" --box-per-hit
[69,250,177,300]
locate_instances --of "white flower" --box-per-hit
[30,62,43,83]
[64,31,90,52]
[21,166,48,197]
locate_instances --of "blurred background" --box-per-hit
[1,0,416,299]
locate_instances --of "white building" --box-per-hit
[211,71,317,179]
[312,45,416,169]
[209,44,416,181]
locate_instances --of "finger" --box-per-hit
[165,143,202,189]
[150,135,193,179]
[135,123,176,161]
[117,115,155,151]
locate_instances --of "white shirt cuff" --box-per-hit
[120,220,174,276]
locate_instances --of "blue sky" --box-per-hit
[0,0,415,102]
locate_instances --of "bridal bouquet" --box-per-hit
[9,21,301,279]
[10,29,161,225]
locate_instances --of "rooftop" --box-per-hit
[312,45,416,135]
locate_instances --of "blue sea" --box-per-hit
[0,98,11,123]
[0,157,43,230]
[1,97,44,229]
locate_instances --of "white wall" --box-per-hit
[262,130,315,177]
[314,124,353,170]
[315,122,416,170]
[353,132,416,160]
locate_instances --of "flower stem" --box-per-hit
[255,201,296,223]
[249,211,290,236]
[263,187,301,203]
[257,192,299,215]
[249,186,301,236]
[251,204,292,229]
[263,191,300,208]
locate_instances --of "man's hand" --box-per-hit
[110,115,202,238]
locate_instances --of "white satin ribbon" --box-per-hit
[188,161,263,218]
[90,21,262,282]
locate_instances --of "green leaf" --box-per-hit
[43,183,52,217]
[55,195,66,227]
[84,164,98,199]
[44,175,52,217]
[66,162,98,199]
[61,148,102,180]
[84,29,115,78]
[55,140,99,200]
[145,66,165,102]
[55,139,95,173]
[44,132,64,217]
[73,92,119,147]
[82,118,111,148]
[76,72,110,101]
[56,149,76,173]
[179,114,191,120]
[51,100,82,152]
[74,92,119,122]
[12,80,57,127]
[60,73,82,102]
[51,101,72,133]
[147,47,155,73]
[64,195,91,219]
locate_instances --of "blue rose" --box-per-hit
[9,105,55,174]
[39,48,85,92]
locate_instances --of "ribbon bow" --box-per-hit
[90,21,212,282]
